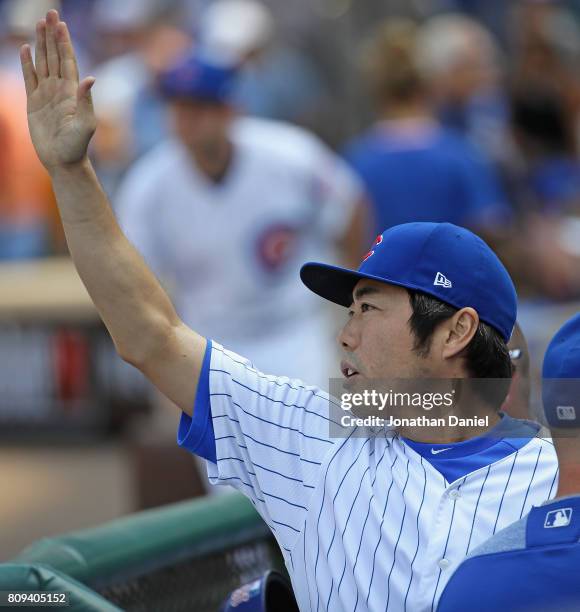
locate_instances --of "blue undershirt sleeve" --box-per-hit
[176,339,217,463]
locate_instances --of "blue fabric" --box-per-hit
[526,497,580,547]
[301,221,518,341]
[531,157,580,212]
[403,413,539,483]
[177,339,217,463]
[343,124,510,233]
[542,313,580,428]
[437,496,580,612]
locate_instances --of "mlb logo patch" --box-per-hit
[544,507,573,528]
[556,405,576,421]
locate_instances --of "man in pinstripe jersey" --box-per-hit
[22,12,558,611]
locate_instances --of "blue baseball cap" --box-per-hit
[300,222,517,341]
[160,52,238,104]
[542,313,580,428]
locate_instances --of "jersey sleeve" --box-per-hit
[177,341,338,550]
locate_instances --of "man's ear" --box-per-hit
[440,307,479,360]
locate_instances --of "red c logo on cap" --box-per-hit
[361,234,383,263]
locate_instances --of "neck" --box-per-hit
[553,436,580,497]
[556,462,580,497]
[188,139,233,183]
[400,409,501,444]
[397,381,502,443]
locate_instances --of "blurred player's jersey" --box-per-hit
[178,341,559,612]
[344,118,510,234]
[116,117,362,386]
[438,495,580,612]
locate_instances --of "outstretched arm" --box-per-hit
[20,10,204,415]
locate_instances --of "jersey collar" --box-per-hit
[401,413,541,483]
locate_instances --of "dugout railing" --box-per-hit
[1,492,285,611]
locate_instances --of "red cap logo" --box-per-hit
[361,234,383,264]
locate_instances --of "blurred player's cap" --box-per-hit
[160,52,238,104]
[542,313,580,428]
[200,0,275,64]
[301,222,517,341]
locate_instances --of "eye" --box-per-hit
[360,303,374,313]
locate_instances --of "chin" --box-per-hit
[342,374,367,393]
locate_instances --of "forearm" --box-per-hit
[50,158,179,364]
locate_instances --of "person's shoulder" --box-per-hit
[231,116,327,166]
[115,139,188,215]
[121,139,186,187]
[469,514,528,559]
[233,116,317,145]
[210,340,339,428]
[468,494,580,562]
[508,419,558,461]
[434,127,488,163]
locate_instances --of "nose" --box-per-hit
[337,316,358,351]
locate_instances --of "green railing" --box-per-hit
[2,493,283,611]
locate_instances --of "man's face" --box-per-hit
[338,279,435,382]
[169,99,233,153]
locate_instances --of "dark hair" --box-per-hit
[407,290,513,380]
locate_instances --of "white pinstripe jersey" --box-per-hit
[178,342,559,612]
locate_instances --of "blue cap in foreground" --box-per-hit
[542,313,580,427]
[300,222,517,341]
[160,52,238,104]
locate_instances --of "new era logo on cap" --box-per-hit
[434,272,452,288]
[544,507,573,528]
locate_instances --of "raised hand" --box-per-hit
[20,9,96,171]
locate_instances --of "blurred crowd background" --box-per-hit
[2,0,580,560]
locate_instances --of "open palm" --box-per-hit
[20,10,96,170]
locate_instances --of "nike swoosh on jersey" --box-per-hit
[431,447,452,455]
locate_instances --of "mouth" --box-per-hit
[341,361,360,379]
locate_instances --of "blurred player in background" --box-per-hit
[415,13,510,167]
[115,51,368,387]
[344,19,510,235]
[438,313,580,611]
